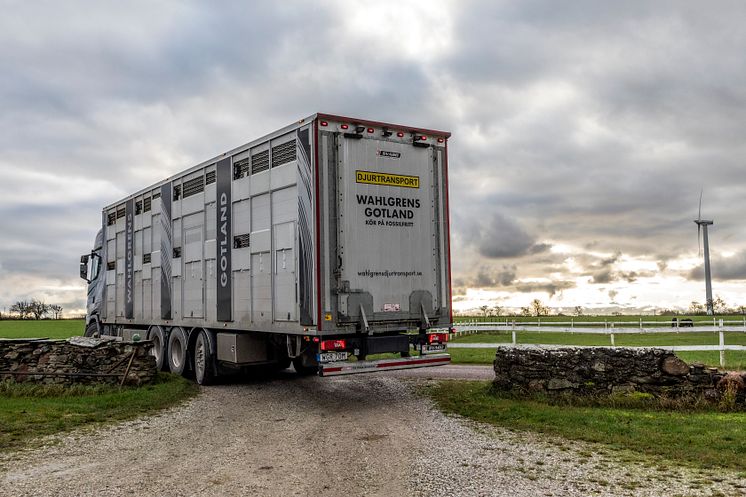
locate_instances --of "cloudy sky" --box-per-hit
[1,0,745,316]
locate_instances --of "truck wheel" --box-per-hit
[167,327,188,376]
[292,356,317,376]
[84,321,99,337]
[194,330,215,386]
[148,326,169,372]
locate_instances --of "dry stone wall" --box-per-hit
[493,346,745,403]
[0,337,156,386]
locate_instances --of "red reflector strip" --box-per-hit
[376,356,450,368]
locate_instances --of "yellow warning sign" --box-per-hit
[355,170,419,188]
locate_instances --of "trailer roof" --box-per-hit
[104,113,450,210]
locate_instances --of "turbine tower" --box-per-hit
[694,191,714,315]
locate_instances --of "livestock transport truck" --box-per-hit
[79,113,452,384]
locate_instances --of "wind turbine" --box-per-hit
[694,190,714,315]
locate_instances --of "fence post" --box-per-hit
[639,318,642,330]
[512,330,517,345]
[538,318,541,329]
[610,333,615,346]
[719,331,725,368]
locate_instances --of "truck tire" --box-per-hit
[148,326,169,372]
[193,329,215,386]
[292,356,317,376]
[167,327,188,376]
[84,321,99,337]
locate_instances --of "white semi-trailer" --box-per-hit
[79,113,452,384]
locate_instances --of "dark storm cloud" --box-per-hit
[688,251,746,281]
[472,265,517,288]
[459,211,551,259]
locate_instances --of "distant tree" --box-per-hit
[492,305,503,317]
[530,299,549,317]
[573,306,584,317]
[28,299,50,320]
[10,300,31,319]
[479,305,489,317]
[689,301,705,315]
[737,305,746,316]
[49,304,63,320]
[712,295,728,314]
[520,306,531,317]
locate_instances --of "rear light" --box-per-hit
[396,132,405,137]
[367,127,374,134]
[437,137,445,143]
[341,124,349,130]
[428,333,449,344]
[418,135,427,141]
[320,121,328,127]
[320,339,347,351]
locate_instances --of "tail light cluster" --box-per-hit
[320,339,347,351]
[428,333,449,344]
[319,120,445,144]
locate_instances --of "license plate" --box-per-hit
[318,351,349,363]
[422,344,446,354]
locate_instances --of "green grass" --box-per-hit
[426,380,746,470]
[0,319,84,339]
[0,373,198,453]
[455,314,746,324]
[449,331,746,369]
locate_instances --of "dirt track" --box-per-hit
[1,367,744,496]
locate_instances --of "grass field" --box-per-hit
[455,314,746,324]
[449,330,746,369]
[0,373,198,453]
[0,319,84,339]
[426,380,746,471]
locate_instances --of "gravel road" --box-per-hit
[1,367,744,497]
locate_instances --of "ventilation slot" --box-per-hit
[206,170,216,185]
[106,261,116,271]
[251,150,270,174]
[271,140,297,168]
[135,200,143,215]
[233,158,250,180]
[116,206,125,219]
[142,253,152,264]
[233,233,250,249]
[106,212,116,226]
[173,247,182,258]
[152,191,161,199]
[173,185,181,201]
[183,176,205,199]
[143,197,152,212]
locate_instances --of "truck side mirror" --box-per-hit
[80,254,90,282]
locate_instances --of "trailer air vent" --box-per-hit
[143,197,152,212]
[233,158,250,180]
[251,150,270,174]
[271,140,296,168]
[233,233,250,249]
[152,191,161,199]
[142,253,151,264]
[183,176,205,199]
[135,200,143,215]
[116,206,126,219]
[205,170,216,185]
[106,261,116,271]
[106,212,116,226]
[173,247,182,258]
[173,185,181,201]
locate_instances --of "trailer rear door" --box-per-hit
[333,129,448,329]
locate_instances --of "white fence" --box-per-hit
[449,320,746,367]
